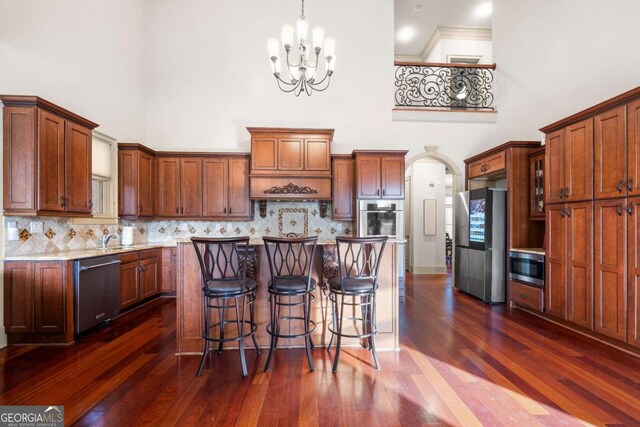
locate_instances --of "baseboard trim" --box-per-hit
[409,265,448,275]
[0,327,6,349]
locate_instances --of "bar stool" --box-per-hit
[327,236,388,373]
[262,236,318,372]
[191,237,260,378]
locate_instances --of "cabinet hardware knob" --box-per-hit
[139,205,143,213]
[383,189,386,196]
[175,207,179,214]
[564,188,569,198]
[334,208,338,215]
[558,189,563,199]
[617,203,623,216]
[566,206,571,217]
[223,207,227,214]
[628,204,634,216]
[377,189,380,197]
[617,180,624,192]
[60,196,65,206]
[181,207,184,214]
[229,207,232,214]
[560,208,565,217]
[628,178,634,192]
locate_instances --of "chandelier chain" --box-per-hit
[300,0,305,19]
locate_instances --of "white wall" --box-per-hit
[145,0,497,169]
[0,0,148,141]
[406,160,447,273]
[493,0,640,142]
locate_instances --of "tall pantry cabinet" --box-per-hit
[541,88,640,349]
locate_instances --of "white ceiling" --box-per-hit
[395,0,492,56]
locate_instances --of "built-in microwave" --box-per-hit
[358,200,404,240]
[509,250,545,287]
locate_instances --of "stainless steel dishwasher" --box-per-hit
[74,255,121,334]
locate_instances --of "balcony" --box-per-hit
[393,61,497,123]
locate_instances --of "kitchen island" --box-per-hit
[176,239,401,354]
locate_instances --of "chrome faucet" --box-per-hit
[101,233,119,249]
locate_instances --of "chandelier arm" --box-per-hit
[308,74,332,92]
[311,70,331,86]
[285,49,301,69]
[276,76,302,93]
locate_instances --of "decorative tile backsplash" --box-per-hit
[4,202,353,256]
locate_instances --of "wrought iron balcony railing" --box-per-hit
[394,62,496,110]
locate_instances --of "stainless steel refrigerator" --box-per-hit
[454,188,506,303]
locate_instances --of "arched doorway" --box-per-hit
[404,146,463,277]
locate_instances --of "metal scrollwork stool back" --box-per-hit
[191,237,260,378]
[328,236,388,373]
[262,236,318,372]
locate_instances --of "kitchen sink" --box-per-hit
[100,245,133,252]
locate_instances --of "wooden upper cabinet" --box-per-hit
[138,151,155,216]
[628,99,640,196]
[566,201,593,329]
[354,152,407,199]
[564,118,593,202]
[228,157,251,218]
[251,138,278,170]
[118,149,138,217]
[545,129,565,204]
[381,156,405,199]
[180,158,202,217]
[64,121,92,214]
[2,96,98,216]
[332,156,355,220]
[468,151,506,179]
[594,198,627,341]
[38,110,65,212]
[278,138,304,170]
[545,204,567,319]
[305,138,331,171]
[594,106,626,199]
[356,156,381,199]
[529,149,545,219]
[202,158,228,217]
[158,157,181,217]
[627,196,640,348]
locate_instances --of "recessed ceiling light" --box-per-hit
[475,2,492,18]
[396,26,416,43]
[414,3,424,11]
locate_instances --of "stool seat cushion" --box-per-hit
[204,277,257,295]
[268,277,316,293]
[329,277,376,293]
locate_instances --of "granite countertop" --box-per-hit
[4,237,404,261]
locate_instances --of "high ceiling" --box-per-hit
[395,0,492,56]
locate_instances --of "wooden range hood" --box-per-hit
[248,127,333,216]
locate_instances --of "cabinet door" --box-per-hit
[38,110,65,212]
[467,159,486,179]
[594,199,627,340]
[565,118,594,202]
[278,138,304,170]
[3,107,36,212]
[546,204,567,319]
[627,99,640,195]
[545,129,565,204]
[566,202,593,329]
[594,106,626,199]
[119,261,140,310]
[118,150,138,217]
[4,262,34,334]
[202,158,228,217]
[158,158,181,216]
[33,262,65,333]
[251,138,278,170]
[627,197,640,348]
[305,138,331,172]
[139,257,159,300]
[65,122,92,214]
[161,248,177,292]
[138,151,155,217]
[228,157,251,218]
[356,156,381,199]
[530,152,545,219]
[381,156,405,199]
[180,158,202,217]
[332,158,355,220]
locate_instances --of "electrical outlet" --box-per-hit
[6,222,19,241]
[30,221,44,234]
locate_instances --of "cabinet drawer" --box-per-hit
[140,249,160,260]
[468,159,486,179]
[120,252,140,263]
[484,151,506,174]
[509,280,544,311]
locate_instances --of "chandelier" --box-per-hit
[267,0,335,96]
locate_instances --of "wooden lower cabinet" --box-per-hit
[119,256,140,310]
[545,202,593,328]
[161,247,177,292]
[509,280,544,311]
[119,250,162,310]
[139,252,160,300]
[627,197,640,348]
[594,199,627,340]
[3,260,73,344]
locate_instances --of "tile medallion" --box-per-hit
[278,208,309,237]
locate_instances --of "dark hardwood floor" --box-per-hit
[1,273,640,426]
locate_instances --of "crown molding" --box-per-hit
[421,26,492,60]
